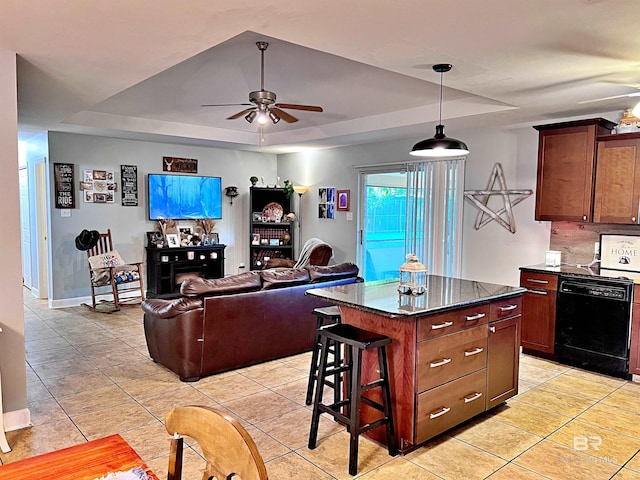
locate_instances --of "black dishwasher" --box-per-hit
[555,275,633,379]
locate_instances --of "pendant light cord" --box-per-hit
[438,70,443,126]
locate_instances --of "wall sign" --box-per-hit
[600,234,640,273]
[163,156,198,173]
[120,165,138,206]
[54,163,75,209]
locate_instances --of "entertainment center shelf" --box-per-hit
[145,245,225,298]
[249,187,294,270]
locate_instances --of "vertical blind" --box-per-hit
[404,158,464,277]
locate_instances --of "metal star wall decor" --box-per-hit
[463,163,533,234]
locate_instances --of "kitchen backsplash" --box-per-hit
[550,222,640,265]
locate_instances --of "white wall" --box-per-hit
[0,49,28,420]
[47,132,277,304]
[278,126,551,286]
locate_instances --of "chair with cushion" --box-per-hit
[263,237,332,269]
[165,405,268,480]
[82,229,145,311]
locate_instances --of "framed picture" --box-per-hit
[166,233,180,248]
[260,238,268,246]
[210,233,219,244]
[600,234,640,272]
[337,189,350,211]
[269,238,280,246]
[179,227,193,236]
[146,231,163,247]
[251,233,261,245]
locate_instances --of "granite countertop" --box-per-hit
[306,276,525,318]
[521,263,639,283]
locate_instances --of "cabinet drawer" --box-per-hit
[417,325,488,392]
[490,296,522,321]
[415,369,486,444]
[417,304,489,341]
[519,271,558,291]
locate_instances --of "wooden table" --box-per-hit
[0,434,159,479]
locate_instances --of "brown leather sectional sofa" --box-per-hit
[142,263,360,381]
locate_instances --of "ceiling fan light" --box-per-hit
[245,110,257,123]
[269,111,281,124]
[257,111,269,125]
[410,124,469,157]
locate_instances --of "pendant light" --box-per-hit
[410,64,469,157]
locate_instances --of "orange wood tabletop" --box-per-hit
[0,434,159,480]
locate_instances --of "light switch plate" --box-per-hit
[60,209,71,217]
[346,212,353,221]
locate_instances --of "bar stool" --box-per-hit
[305,306,342,406]
[308,323,398,476]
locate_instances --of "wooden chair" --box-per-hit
[165,405,268,480]
[86,229,144,311]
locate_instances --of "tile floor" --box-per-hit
[2,290,640,479]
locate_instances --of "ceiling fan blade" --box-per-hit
[275,103,323,112]
[272,108,298,123]
[201,103,253,107]
[226,108,255,120]
[578,92,640,104]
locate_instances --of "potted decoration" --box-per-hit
[250,176,259,186]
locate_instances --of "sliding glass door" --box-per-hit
[358,159,464,282]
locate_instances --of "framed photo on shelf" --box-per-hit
[210,233,219,245]
[337,189,350,211]
[269,239,280,246]
[166,234,180,248]
[251,233,261,245]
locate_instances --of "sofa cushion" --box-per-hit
[141,297,203,318]
[306,262,359,283]
[180,271,262,297]
[259,268,310,290]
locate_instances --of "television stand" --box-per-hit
[146,245,226,298]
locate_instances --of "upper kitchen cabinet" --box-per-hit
[593,132,640,224]
[534,118,616,222]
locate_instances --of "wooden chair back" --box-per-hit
[86,229,114,258]
[308,243,333,266]
[165,405,268,480]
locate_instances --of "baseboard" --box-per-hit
[4,408,31,432]
[49,290,142,309]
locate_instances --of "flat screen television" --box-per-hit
[148,174,222,220]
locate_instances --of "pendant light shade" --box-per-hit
[410,64,469,158]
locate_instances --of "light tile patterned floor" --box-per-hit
[3,290,640,479]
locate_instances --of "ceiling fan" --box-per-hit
[201,41,323,125]
[578,86,640,104]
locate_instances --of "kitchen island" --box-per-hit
[306,276,525,452]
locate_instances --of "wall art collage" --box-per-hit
[81,169,117,203]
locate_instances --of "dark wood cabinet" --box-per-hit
[487,315,520,409]
[593,133,640,224]
[629,285,640,376]
[249,187,294,270]
[519,271,557,355]
[533,118,616,222]
[145,245,225,298]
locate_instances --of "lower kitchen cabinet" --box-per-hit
[629,285,640,376]
[487,315,520,409]
[519,271,557,355]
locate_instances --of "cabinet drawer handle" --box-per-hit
[464,347,484,357]
[526,289,548,295]
[431,321,454,330]
[429,407,451,419]
[430,358,452,368]
[465,313,486,321]
[464,392,483,403]
[526,278,549,284]
[499,304,518,312]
